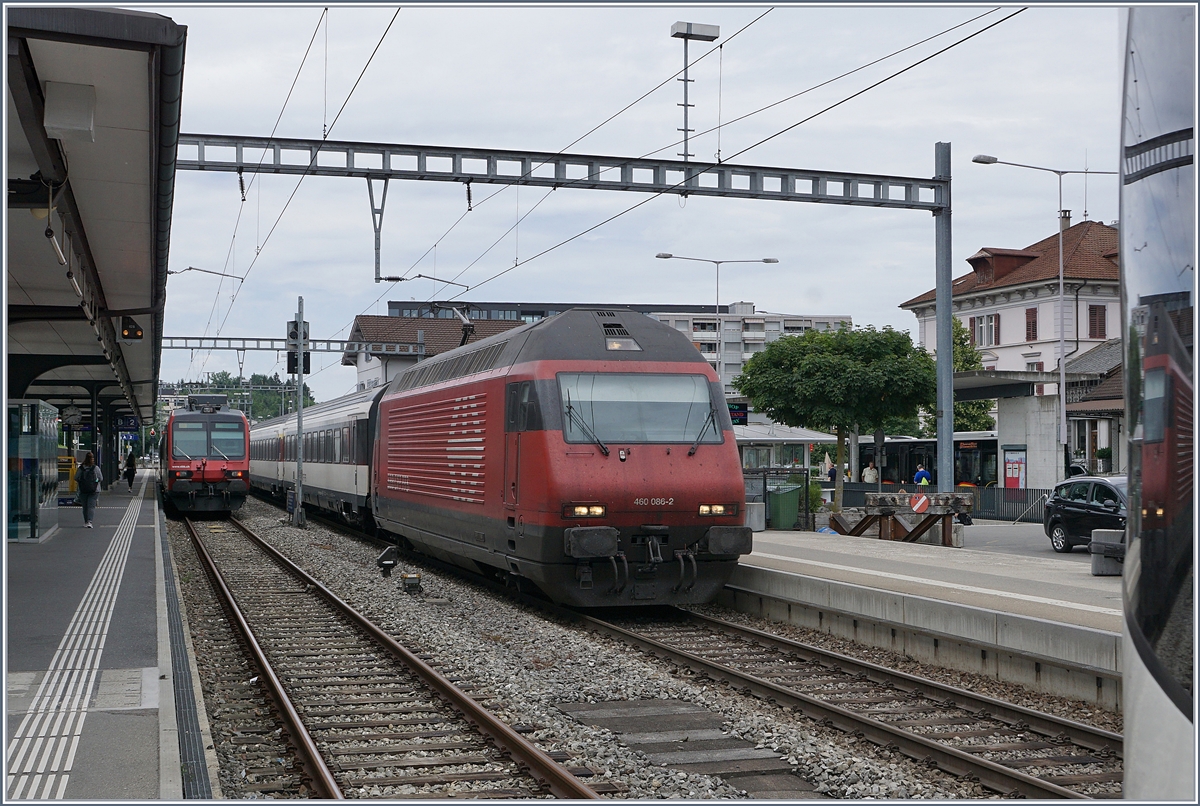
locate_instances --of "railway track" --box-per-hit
[182,516,599,799]
[584,609,1123,799]
[248,495,1125,798]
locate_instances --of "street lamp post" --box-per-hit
[655,253,778,384]
[971,155,1117,479]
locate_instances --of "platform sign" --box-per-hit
[115,415,139,431]
[728,403,748,425]
[286,489,296,514]
[120,432,137,441]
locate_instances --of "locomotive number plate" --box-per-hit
[633,497,674,506]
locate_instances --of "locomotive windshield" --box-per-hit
[172,420,247,460]
[558,373,722,445]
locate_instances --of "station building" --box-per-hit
[902,219,1124,488]
[900,218,1120,393]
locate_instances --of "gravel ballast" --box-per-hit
[169,496,1120,798]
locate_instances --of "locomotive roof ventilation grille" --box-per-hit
[398,340,509,392]
[597,313,641,351]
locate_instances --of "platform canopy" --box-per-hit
[6,7,186,425]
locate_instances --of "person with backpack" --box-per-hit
[123,452,137,491]
[913,464,932,486]
[75,452,103,528]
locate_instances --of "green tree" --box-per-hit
[920,317,995,434]
[733,326,936,509]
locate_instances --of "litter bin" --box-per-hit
[1089,529,1125,576]
[767,485,802,530]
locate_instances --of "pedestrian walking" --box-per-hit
[123,452,137,491]
[75,452,103,528]
[861,461,879,484]
[913,464,932,486]
[826,464,836,483]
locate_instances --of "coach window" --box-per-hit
[342,427,350,462]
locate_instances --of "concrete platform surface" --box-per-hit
[745,530,1122,634]
[5,473,187,800]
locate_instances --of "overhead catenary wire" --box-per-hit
[419,7,1005,302]
[396,9,773,288]
[191,8,330,377]
[316,10,774,350]
[210,7,402,341]
[440,7,1027,303]
[311,7,1021,381]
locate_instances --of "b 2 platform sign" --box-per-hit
[115,415,140,431]
[728,403,748,426]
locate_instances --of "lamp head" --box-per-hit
[655,253,673,259]
[762,258,779,264]
[972,154,998,164]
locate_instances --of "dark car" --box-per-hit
[1043,476,1128,552]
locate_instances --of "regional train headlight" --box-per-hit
[225,469,245,478]
[563,504,606,518]
[172,470,192,480]
[698,503,737,516]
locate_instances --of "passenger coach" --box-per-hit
[249,386,383,527]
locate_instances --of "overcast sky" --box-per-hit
[144,4,1123,402]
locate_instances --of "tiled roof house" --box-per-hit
[341,315,524,391]
[900,219,1120,392]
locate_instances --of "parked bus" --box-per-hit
[858,432,999,487]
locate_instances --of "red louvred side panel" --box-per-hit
[386,392,487,504]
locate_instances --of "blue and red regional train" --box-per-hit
[249,308,752,607]
[158,394,250,512]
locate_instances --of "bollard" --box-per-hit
[1089,529,1124,576]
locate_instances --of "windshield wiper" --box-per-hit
[564,391,609,456]
[211,444,230,460]
[175,449,193,460]
[688,409,716,456]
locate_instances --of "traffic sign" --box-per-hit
[910,493,930,514]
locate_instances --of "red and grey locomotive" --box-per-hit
[159,394,250,512]
[250,308,752,606]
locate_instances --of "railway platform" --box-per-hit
[5,472,217,800]
[725,527,1124,707]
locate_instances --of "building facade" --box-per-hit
[369,300,850,396]
[900,219,1120,398]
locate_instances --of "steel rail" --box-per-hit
[228,517,600,800]
[579,613,1088,799]
[688,610,1123,756]
[182,518,343,799]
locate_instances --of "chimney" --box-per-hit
[1059,209,1071,231]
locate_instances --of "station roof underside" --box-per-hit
[952,370,1096,402]
[7,7,186,423]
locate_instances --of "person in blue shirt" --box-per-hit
[913,464,932,485]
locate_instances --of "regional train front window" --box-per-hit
[557,373,721,444]
[172,421,246,459]
[210,422,246,459]
[172,422,207,459]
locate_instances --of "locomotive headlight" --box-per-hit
[699,503,736,516]
[172,470,192,479]
[225,469,245,478]
[564,504,606,518]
